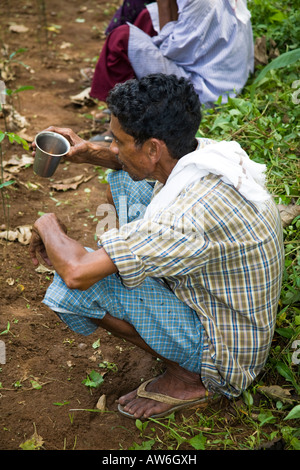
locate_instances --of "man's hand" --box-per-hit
[29,228,52,267]
[32,126,90,164]
[29,213,117,290]
[29,214,67,267]
[32,126,122,170]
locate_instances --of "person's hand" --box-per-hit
[31,126,121,169]
[29,214,67,267]
[29,227,52,267]
[31,126,90,164]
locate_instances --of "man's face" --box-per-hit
[109,115,152,181]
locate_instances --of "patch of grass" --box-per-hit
[248,0,300,51]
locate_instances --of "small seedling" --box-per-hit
[0,321,14,337]
[98,360,118,373]
[82,370,104,388]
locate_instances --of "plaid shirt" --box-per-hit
[100,173,284,397]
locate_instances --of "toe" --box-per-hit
[118,388,138,406]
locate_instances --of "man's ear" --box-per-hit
[143,138,164,164]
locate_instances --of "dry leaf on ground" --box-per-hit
[96,394,107,411]
[49,174,94,191]
[9,24,29,34]
[1,104,29,131]
[258,385,296,405]
[0,225,32,245]
[70,87,94,105]
[2,154,33,173]
[278,204,300,227]
[35,264,55,275]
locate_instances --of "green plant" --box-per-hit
[82,369,104,389]
[4,85,34,114]
[0,82,32,231]
[0,321,14,336]
[248,0,300,51]
[19,423,44,450]
[250,48,300,99]
[0,47,31,80]
[98,360,118,373]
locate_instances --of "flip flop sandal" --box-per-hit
[89,134,113,143]
[70,87,94,106]
[95,109,111,124]
[118,378,221,420]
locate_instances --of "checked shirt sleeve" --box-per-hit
[99,204,208,289]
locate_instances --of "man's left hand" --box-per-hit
[29,213,67,267]
[29,227,52,267]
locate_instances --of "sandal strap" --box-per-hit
[136,378,209,406]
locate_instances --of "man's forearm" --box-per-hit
[76,141,122,170]
[157,0,178,29]
[33,214,117,290]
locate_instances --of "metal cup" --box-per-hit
[33,131,70,177]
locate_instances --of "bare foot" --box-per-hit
[118,365,208,419]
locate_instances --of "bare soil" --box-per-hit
[0,0,263,452]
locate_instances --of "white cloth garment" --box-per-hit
[229,0,251,24]
[128,0,254,105]
[143,140,271,219]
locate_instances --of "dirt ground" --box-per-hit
[0,0,271,452]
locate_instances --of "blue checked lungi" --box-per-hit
[43,171,204,373]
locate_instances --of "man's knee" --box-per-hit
[93,313,158,356]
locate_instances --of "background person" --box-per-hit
[90,0,254,107]
[105,0,155,35]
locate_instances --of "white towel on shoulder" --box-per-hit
[143,140,270,219]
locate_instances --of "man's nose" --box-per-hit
[109,140,119,154]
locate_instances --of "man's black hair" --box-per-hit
[106,73,202,159]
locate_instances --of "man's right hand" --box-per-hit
[32,126,90,164]
[32,126,122,170]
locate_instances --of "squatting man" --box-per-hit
[29,74,284,420]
